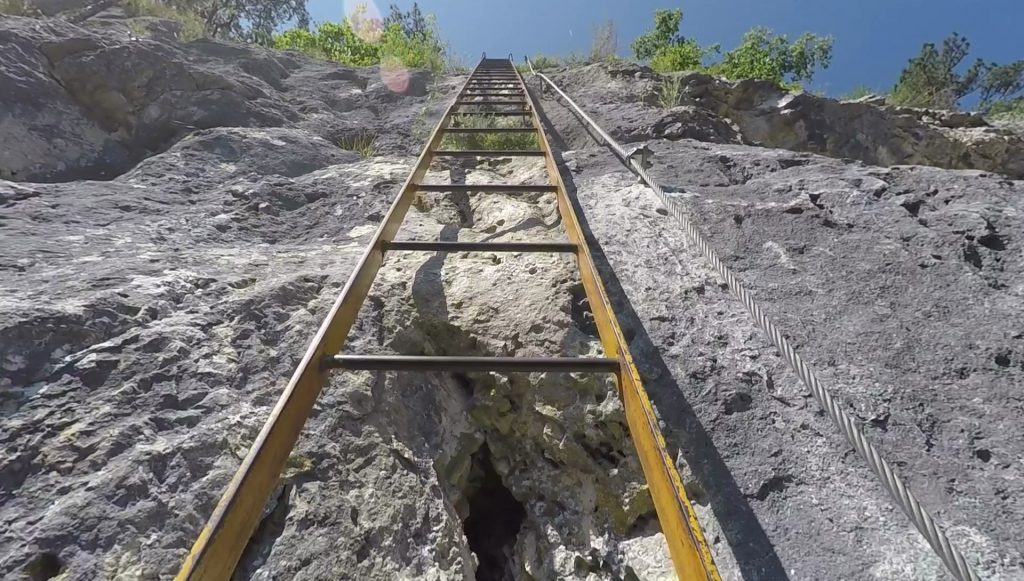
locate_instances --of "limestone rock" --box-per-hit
[0,16,434,182]
[3,18,1024,581]
[538,63,1024,179]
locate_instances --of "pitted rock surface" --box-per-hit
[2,16,1024,581]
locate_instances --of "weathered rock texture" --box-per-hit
[542,63,1024,179]
[0,15,432,183]
[531,65,1024,580]
[2,15,1024,581]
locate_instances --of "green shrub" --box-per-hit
[122,0,204,41]
[649,40,707,73]
[0,0,41,16]
[987,96,1024,122]
[632,9,832,88]
[274,7,446,73]
[888,33,1024,112]
[708,27,832,88]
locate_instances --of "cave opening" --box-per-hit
[462,444,526,581]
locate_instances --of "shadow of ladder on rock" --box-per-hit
[175,56,721,581]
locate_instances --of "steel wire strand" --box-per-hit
[526,58,982,581]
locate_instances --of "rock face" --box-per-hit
[542,63,1024,179]
[2,15,1023,581]
[0,16,433,182]
[531,67,1024,579]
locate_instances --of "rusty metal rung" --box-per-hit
[442,128,535,134]
[452,111,532,117]
[456,100,527,106]
[382,241,576,253]
[415,184,554,193]
[327,355,619,373]
[432,150,545,157]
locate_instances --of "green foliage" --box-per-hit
[631,9,685,61]
[631,10,831,87]
[336,132,377,158]
[890,32,1024,111]
[0,0,41,16]
[710,28,832,86]
[889,33,977,109]
[122,0,205,41]
[442,115,538,150]
[656,75,684,108]
[193,0,309,44]
[273,3,446,72]
[978,61,1024,110]
[987,96,1024,122]
[649,40,709,73]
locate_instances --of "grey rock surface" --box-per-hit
[0,16,436,183]
[2,17,1023,581]
[532,68,1024,580]
[540,63,1024,179]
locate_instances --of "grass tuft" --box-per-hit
[656,75,684,108]
[336,132,378,158]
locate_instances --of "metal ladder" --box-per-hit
[176,56,720,581]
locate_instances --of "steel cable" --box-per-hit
[526,57,981,581]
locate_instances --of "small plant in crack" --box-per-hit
[336,132,377,158]
[656,75,684,108]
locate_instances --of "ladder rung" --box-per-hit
[327,355,620,373]
[432,150,545,157]
[452,111,533,117]
[456,100,527,105]
[443,128,535,134]
[382,241,575,253]
[416,184,555,192]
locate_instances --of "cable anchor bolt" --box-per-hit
[625,144,654,182]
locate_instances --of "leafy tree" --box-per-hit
[631,9,831,83]
[710,27,833,86]
[977,60,1024,109]
[631,9,686,61]
[889,33,984,109]
[188,0,309,44]
[649,40,712,73]
[891,32,1024,111]
[273,4,446,72]
[631,9,717,73]
[384,2,427,38]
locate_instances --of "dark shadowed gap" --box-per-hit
[462,443,526,581]
[531,85,791,581]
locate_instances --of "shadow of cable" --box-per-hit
[529,85,790,581]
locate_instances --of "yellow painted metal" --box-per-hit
[177,57,718,581]
[516,64,721,580]
[175,66,477,581]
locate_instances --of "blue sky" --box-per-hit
[309,0,1023,98]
